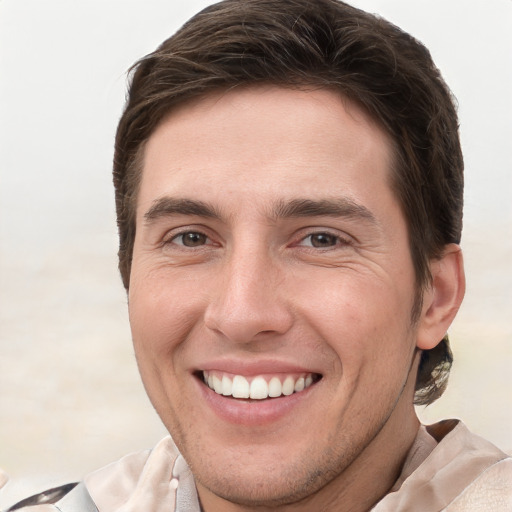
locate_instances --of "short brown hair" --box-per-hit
[113,0,463,405]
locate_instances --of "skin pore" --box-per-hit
[128,86,464,511]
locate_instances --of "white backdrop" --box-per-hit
[1,0,511,506]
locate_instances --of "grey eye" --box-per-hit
[176,232,208,247]
[308,233,338,247]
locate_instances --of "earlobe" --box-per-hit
[417,244,466,350]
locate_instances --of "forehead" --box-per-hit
[139,86,396,217]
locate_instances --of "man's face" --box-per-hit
[129,87,423,507]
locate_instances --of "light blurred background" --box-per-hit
[1,0,511,507]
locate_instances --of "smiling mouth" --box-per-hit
[199,371,322,400]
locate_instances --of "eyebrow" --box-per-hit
[271,198,377,224]
[144,198,223,222]
[144,196,377,225]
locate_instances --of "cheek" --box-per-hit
[127,272,209,426]
[128,269,206,367]
[293,271,415,375]
[299,271,410,333]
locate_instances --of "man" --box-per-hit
[6,0,511,510]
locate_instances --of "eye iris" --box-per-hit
[311,233,336,247]
[182,232,206,247]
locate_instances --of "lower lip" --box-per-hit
[195,376,317,426]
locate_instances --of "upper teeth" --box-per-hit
[202,371,314,400]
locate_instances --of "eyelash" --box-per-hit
[165,230,214,248]
[163,228,351,251]
[295,231,352,250]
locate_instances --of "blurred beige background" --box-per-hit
[1,0,511,507]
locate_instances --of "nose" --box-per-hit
[203,247,294,344]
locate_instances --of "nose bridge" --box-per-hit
[204,238,292,342]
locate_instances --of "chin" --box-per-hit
[181,428,364,510]
[195,463,330,509]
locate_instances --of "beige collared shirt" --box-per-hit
[5,420,512,511]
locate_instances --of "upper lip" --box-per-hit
[194,357,322,377]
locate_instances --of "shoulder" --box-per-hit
[427,420,512,510]
[4,436,200,512]
[83,436,200,511]
[2,437,177,512]
[373,420,512,511]
[445,457,512,511]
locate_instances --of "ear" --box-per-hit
[416,244,465,350]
